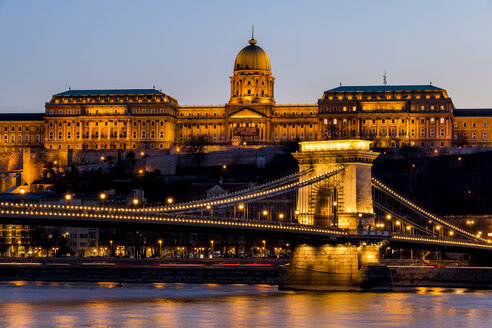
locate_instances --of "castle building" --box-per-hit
[0,36,491,151]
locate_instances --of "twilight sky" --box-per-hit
[1,0,492,113]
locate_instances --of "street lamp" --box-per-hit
[158,240,163,257]
[65,194,72,204]
[19,188,26,194]
[210,240,214,256]
[222,164,227,169]
[109,240,113,256]
[167,197,173,204]
[279,213,284,220]
[132,198,139,206]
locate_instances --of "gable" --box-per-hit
[229,108,265,119]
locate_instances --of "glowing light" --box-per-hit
[99,193,106,200]
[65,194,72,201]
[19,188,26,194]
[132,198,139,205]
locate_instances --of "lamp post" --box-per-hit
[210,240,214,258]
[158,239,163,258]
[65,194,72,205]
[109,240,113,257]
[167,197,173,205]
[132,198,139,207]
[100,192,106,205]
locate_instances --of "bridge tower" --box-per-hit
[293,140,379,231]
[284,140,391,290]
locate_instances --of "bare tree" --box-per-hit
[181,135,208,167]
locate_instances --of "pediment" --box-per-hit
[229,108,265,119]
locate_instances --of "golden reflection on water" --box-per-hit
[1,283,492,327]
[1,303,33,328]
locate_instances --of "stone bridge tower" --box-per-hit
[293,140,379,231]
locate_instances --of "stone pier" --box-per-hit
[280,244,393,291]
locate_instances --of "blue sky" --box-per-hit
[1,0,492,112]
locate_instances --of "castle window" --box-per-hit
[430,128,435,137]
[440,118,445,124]
[58,122,62,127]
[472,122,476,127]
[142,109,146,114]
[440,105,445,110]
[133,132,137,139]
[431,106,435,110]
[59,110,63,115]
[67,122,71,127]
[133,109,137,114]
[463,132,467,139]
[463,122,467,128]
[160,131,164,139]
[142,121,146,127]
[333,119,337,125]
[58,132,62,139]
[95,122,98,126]
[151,121,155,127]
[420,128,425,137]
[440,128,444,137]
[49,110,54,115]
[421,119,425,124]
[3,127,6,132]
[421,106,425,110]
[261,90,264,96]
[411,129,415,137]
[150,131,155,139]
[67,132,71,139]
[472,132,476,140]
[3,135,7,142]
[247,90,251,96]
[151,109,155,114]
[483,132,487,140]
[11,126,14,131]
[142,131,146,139]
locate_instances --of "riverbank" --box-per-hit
[1,259,492,288]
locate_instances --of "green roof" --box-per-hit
[56,89,164,96]
[454,108,492,117]
[0,113,44,121]
[326,85,444,92]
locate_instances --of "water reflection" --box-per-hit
[0,282,491,327]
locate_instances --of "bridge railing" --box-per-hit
[372,177,485,243]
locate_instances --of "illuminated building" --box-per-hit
[0,36,490,150]
[0,114,45,152]
[44,89,178,150]
[452,109,492,147]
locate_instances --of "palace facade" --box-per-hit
[1,36,491,152]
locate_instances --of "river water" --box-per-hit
[0,282,491,327]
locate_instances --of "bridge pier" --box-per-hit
[280,244,393,291]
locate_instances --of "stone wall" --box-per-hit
[0,265,283,285]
